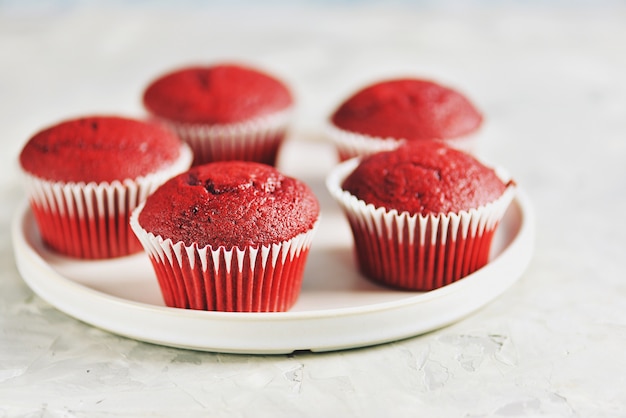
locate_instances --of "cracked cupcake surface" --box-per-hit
[341,142,509,215]
[19,116,185,183]
[138,161,320,248]
[143,64,293,125]
[331,78,482,142]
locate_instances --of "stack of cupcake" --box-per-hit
[18,62,320,313]
[325,78,515,291]
[18,64,516,313]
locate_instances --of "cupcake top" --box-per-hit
[142,63,293,125]
[331,78,482,141]
[138,161,319,248]
[341,143,510,215]
[19,116,184,183]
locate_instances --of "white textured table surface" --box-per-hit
[1,1,626,416]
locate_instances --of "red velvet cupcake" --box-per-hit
[328,78,483,161]
[130,161,320,312]
[143,63,294,166]
[19,116,192,259]
[326,142,515,290]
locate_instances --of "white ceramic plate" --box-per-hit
[11,140,534,354]
[12,183,533,354]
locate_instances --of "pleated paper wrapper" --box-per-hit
[130,207,319,312]
[23,145,193,259]
[159,109,292,167]
[326,158,515,291]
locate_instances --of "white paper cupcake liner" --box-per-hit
[326,157,515,290]
[130,205,319,312]
[23,144,193,259]
[326,122,481,161]
[158,108,293,166]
